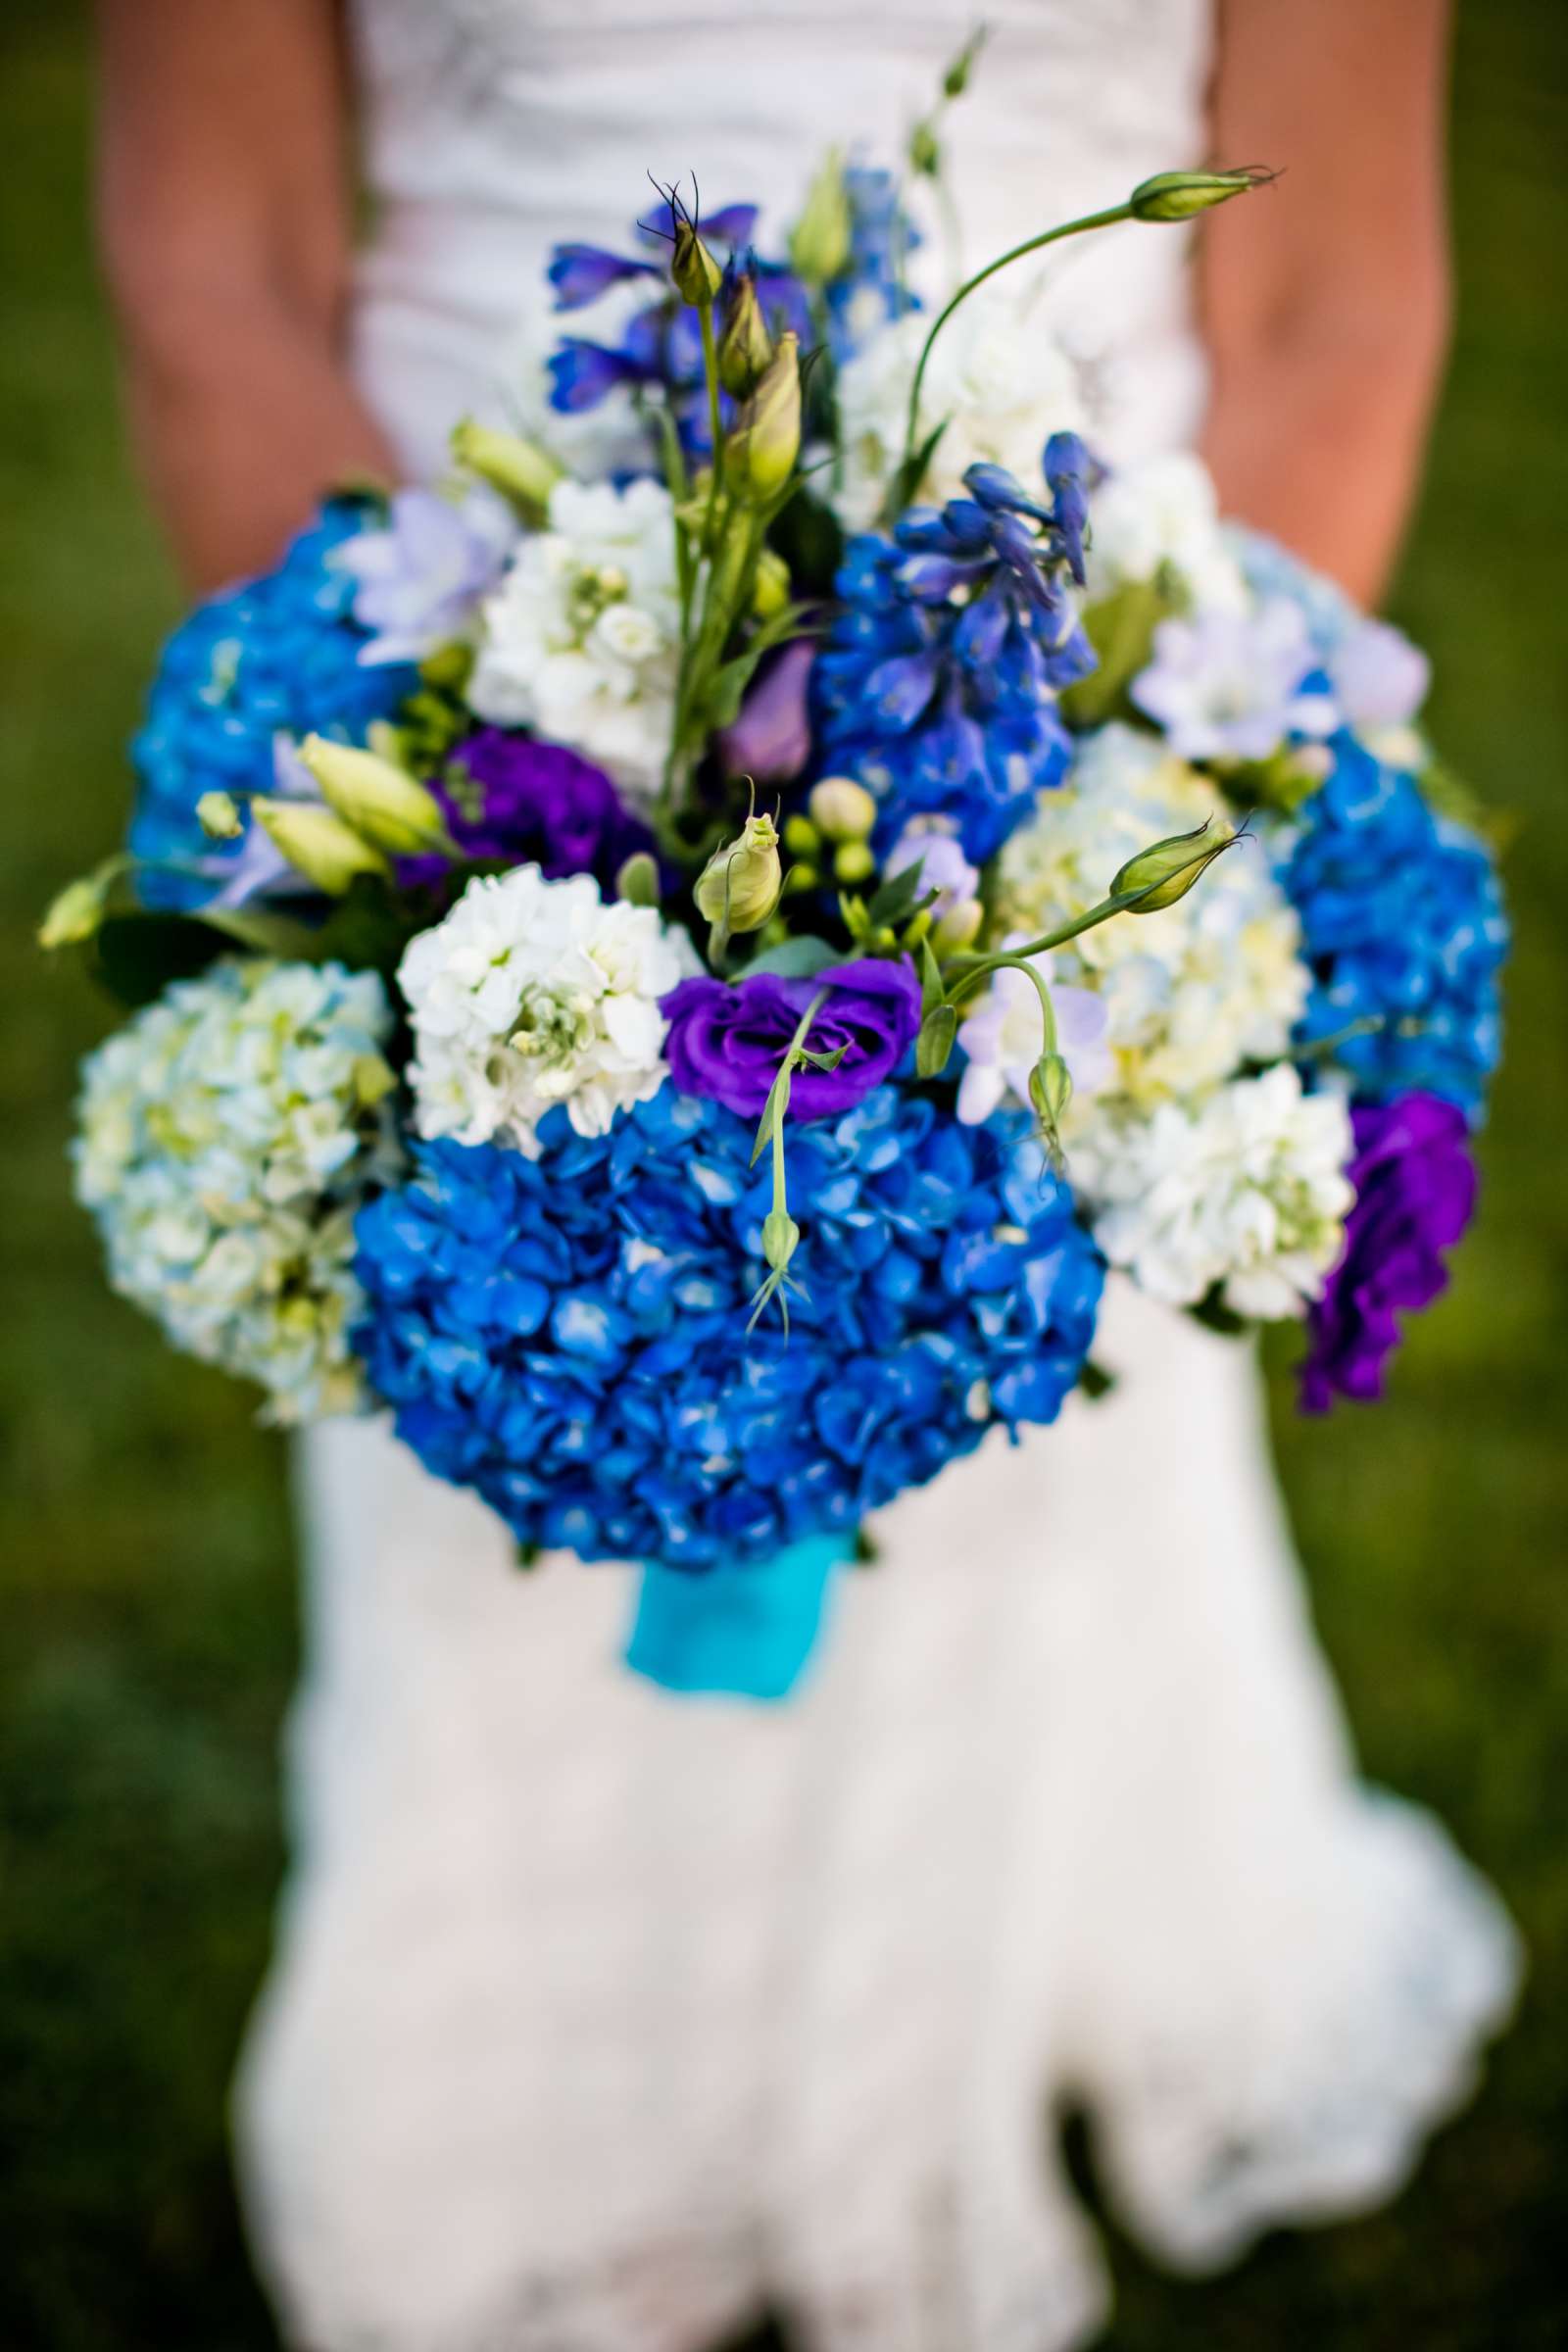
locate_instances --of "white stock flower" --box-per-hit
[73,959,402,1422]
[992,724,1308,1112]
[1084,451,1248,613]
[467,477,681,804]
[1074,1065,1354,1319]
[399,863,698,1155]
[831,290,1087,531]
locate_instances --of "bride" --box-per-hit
[96,4,1517,2347]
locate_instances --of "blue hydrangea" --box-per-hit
[1281,739,1508,1119]
[352,1084,1103,1571]
[812,450,1097,861]
[128,498,419,909]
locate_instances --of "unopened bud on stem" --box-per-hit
[449,418,563,514]
[694,808,783,936]
[252,800,390,896]
[1112,820,1238,910]
[297,735,452,857]
[789,151,853,285]
[717,270,774,398]
[1128,167,1274,222]
[726,332,802,507]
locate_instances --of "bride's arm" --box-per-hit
[93,0,397,593]
[1200,0,1453,606]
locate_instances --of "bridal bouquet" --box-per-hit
[51,128,1507,1625]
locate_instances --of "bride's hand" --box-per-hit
[1200,0,1453,608]
[94,0,398,591]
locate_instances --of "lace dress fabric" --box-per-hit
[233,8,1521,2348]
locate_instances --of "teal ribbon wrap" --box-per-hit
[624,1534,848,1699]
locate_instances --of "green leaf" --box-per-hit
[705,603,812,734]
[865,858,932,927]
[917,935,946,1014]
[766,482,845,599]
[888,416,951,516]
[1058,575,1183,730]
[732,935,842,980]
[88,913,229,1008]
[1078,1359,1118,1401]
[1189,1286,1250,1339]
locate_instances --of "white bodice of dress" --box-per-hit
[346,0,1214,478]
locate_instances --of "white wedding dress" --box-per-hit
[234,6,1521,2348]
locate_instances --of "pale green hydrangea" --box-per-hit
[73,958,403,1422]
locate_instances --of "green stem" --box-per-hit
[899,202,1134,487]
[942,884,1150,1007]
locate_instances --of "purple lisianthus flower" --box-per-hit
[1299,1091,1477,1412]
[715,641,817,783]
[331,487,516,666]
[400,727,655,891]
[662,959,922,1120]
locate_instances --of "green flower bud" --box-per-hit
[833,840,876,886]
[752,546,791,620]
[761,1205,801,1275]
[195,790,243,840]
[789,150,853,285]
[614,850,661,906]
[694,810,783,935]
[671,217,724,307]
[252,800,390,896]
[726,333,802,508]
[296,734,451,856]
[808,775,877,844]
[1029,1052,1073,1129]
[782,813,820,858]
[38,861,119,950]
[717,271,774,398]
[1129,167,1273,222]
[931,898,984,954]
[782,861,820,897]
[450,417,563,514]
[908,120,942,179]
[942,24,989,98]
[1111,819,1238,910]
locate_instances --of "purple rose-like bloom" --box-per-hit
[400,727,655,890]
[1299,1091,1477,1412]
[662,959,922,1120]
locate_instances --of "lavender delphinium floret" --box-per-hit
[330,486,516,667]
[1299,1092,1477,1410]
[399,728,657,892]
[662,960,923,1120]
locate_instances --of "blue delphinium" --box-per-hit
[128,498,419,909]
[812,444,1098,861]
[1281,738,1508,1118]
[824,166,922,358]
[353,1085,1103,1571]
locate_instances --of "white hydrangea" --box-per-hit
[1084,451,1249,613]
[73,960,402,1422]
[1071,1066,1354,1320]
[467,477,681,804]
[399,863,699,1155]
[992,724,1308,1112]
[831,289,1087,532]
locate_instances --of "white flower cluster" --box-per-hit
[399,863,698,1155]
[1072,1067,1354,1318]
[1083,450,1249,612]
[994,725,1307,1108]
[467,477,681,804]
[976,725,1348,1319]
[831,290,1087,532]
[73,960,402,1422]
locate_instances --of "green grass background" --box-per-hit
[1,3,1563,2345]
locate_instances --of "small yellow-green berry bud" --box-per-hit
[38,862,119,950]
[782,813,820,858]
[726,333,802,508]
[671,217,724,307]
[908,120,941,178]
[252,800,390,896]
[694,811,783,935]
[195,790,244,841]
[449,417,563,514]
[1112,820,1237,910]
[782,861,820,897]
[789,150,853,285]
[752,546,791,620]
[614,851,661,906]
[942,24,988,98]
[808,775,877,844]
[1129,167,1273,222]
[932,898,984,954]
[717,272,774,398]
[833,840,876,886]
[297,734,451,856]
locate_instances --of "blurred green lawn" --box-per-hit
[1,4,1564,2347]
